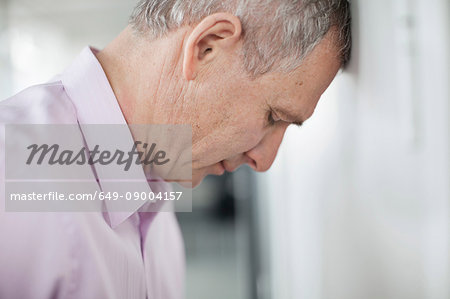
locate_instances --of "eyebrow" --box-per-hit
[274,108,305,127]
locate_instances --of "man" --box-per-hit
[0,0,351,298]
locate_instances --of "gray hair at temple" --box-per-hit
[129,0,352,76]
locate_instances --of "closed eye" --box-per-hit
[271,107,305,127]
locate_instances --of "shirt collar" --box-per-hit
[61,46,159,228]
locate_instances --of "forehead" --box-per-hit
[263,31,341,119]
[293,33,340,96]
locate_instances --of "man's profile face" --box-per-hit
[189,30,342,187]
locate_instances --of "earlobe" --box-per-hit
[182,13,242,81]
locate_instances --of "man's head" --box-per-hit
[98,0,351,187]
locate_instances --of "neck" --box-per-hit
[96,26,190,125]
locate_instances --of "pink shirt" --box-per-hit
[0,47,185,299]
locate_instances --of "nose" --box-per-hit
[245,123,289,172]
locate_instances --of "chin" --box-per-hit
[190,164,224,188]
[189,175,202,188]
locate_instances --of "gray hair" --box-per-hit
[129,0,351,76]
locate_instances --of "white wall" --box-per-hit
[257,0,450,298]
[0,0,12,100]
[1,0,135,97]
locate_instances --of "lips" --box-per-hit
[212,161,225,175]
[221,160,234,173]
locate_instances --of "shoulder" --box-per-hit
[0,80,78,124]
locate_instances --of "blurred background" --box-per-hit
[0,0,449,299]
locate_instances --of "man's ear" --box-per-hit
[183,13,242,81]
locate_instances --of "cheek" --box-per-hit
[230,120,264,151]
